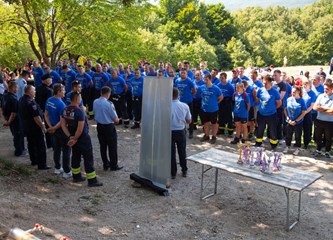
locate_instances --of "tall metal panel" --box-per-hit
[139,76,173,189]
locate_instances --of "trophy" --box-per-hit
[242,142,252,164]
[255,147,264,165]
[273,152,283,171]
[249,146,256,168]
[265,151,274,174]
[237,143,244,164]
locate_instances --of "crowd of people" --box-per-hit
[0,58,332,186]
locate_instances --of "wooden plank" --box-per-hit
[187,148,322,191]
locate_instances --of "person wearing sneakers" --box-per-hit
[230,82,250,144]
[283,86,306,155]
[61,91,103,187]
[312,80,333,158]
[45,83,72,179]
[197,73,223,144]
[171,88,191,179]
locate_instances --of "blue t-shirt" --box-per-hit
[65,92,83,107]
[245,85,255,107]
[193,79,205,99]
[252,80,263,106]
[302,90,317,110]
[187,70,194,80]
[131,76,144,97]
[257,87,281,116]
[50,70,62,86]
[86,70,95,77]
[212,77,220,85]
[174,78,195,104]
[125,73,134,93]
[110,76,126,95]
[286,97,306,124]
[283,82,292,107]
[197,84,222,112]
[233,92,250,118]
[92,72,109,91]
[45,97,66,126]
[32,67,45,87]
[146,72,157,77]
[216,82,234,98]
[76,72,92,89]
[61,70,77,93]
[228,78,242,91]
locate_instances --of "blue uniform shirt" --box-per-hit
[61,70,77,93]
[286,97,306,124]
[257,87,281,116]
[212,77,219,85]
[174,78,195,104]
[76,72,92,89]
[50,70,62,86]
[92,72,109,91]
[93,96,118,124]
[216,82,235,98]
[110,76,126,95]
[302,90,317,110]
[245,85,255,107]
[233,92,250,118]
[32,67,45,87]
[131,76,144,97]
[193,79,205,99]
[197,84,222,112]
[45,97,66,126]
[228,78,242,91]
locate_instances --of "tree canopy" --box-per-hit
[0,0,332,69]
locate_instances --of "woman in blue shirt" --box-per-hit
[230,82,250,144]
[283,86,306,155]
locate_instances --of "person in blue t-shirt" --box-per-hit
[146,64,157,76]
[230,82,250,144]
[76,65,92,107]
[242,80,257,140]
[283,86,306,155]
[302,78,317,149]
[199,61,210,79]
[192,71,205,130]
[255,75,282,150]
[216,72,235,137]
[183,61,194,80]
[60,65,76,94]
[196,74,223,144]
[125,65,134,122]
[211,68,220,85]
[91,64,109,117]
[45,83,71,178]
[131,69,144,129]
[65,80,85,110]
[110,69,129,127]
[44,66,62,86]
[228,69,242,91]
[32,60,45,87]
[174,68,196,139]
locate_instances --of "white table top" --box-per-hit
[187,148,322,191]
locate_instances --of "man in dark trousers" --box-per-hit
[93,86,122,171]
[171,88,192,179]
[35,73,54,148]
[19,85,50,169]
[2,81,26,156]
[61,91,103,187]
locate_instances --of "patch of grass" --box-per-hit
[0,158,33,177]
[41,177,61,184]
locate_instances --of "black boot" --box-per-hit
[230,137,240,144]
[88,177,103,187]
[131,123,140,129]
[73,173,86,183]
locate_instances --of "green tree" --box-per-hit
[226,37,250,68]
[2,0,144,67]
[200,3,236,46]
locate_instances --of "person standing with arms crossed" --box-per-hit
[171,88,192,179]
[93,86,123,171]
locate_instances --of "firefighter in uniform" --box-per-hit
[19,85,50,169]
[61,91,103,187]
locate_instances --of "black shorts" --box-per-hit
[234,116,248,124]
[200,110,218,124]
[248,107,255,122]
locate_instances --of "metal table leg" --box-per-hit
[284,188,302,231]
[200,165,219,200]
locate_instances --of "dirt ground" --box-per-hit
[0,65,332,240]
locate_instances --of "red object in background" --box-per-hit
[294,77,303,87]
